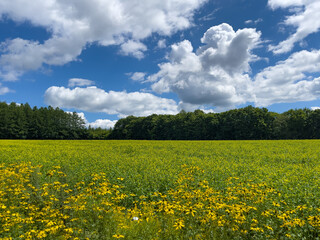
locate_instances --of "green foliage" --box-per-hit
[2,101,320,140]
[109,106,320,140]
[0,102,87,139]
[87,127,112,139]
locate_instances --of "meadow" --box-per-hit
[0,140,320,239]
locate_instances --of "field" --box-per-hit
[1,140,320,239]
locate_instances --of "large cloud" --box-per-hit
[148,23,320,110]
[43,47,320,117]
[44,86,179,117]
[254,49,320,106]
[149,23,260,109]
[0,0,207,80]
[268,0,320,54]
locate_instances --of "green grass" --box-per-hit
[1,140,320,239]
[1,140,320,200]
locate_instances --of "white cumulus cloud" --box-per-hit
[129,72,147,82]
[0,0,208,80]
[147,23,320,110]
[119,40,147,59]
[268,0,320,54]
[149,23,261,109]
[254,49,320,106]
[44,86,179,117]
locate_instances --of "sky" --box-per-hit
[1,0,320,129]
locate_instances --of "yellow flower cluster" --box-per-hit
[1,162,320,239]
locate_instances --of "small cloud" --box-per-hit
[0,83,10,95]
[255,18,263,24]
[245,18,262,25]
[129,72,147,82]
[311,107,320,111]
[68,78,95,87]
[157,39,166,49]
[198,9,219,22]
[88,119,117,129]
[119,40,147,59]
[0,70,21,82]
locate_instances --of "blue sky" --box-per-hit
[1,0,320,128]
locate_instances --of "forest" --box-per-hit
[1,101,320,140]
[110,106,320,140]
[0,102,110,139]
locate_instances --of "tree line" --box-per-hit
[0,102,111,139]
[1,102,320,140]
[109,106,320,140]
